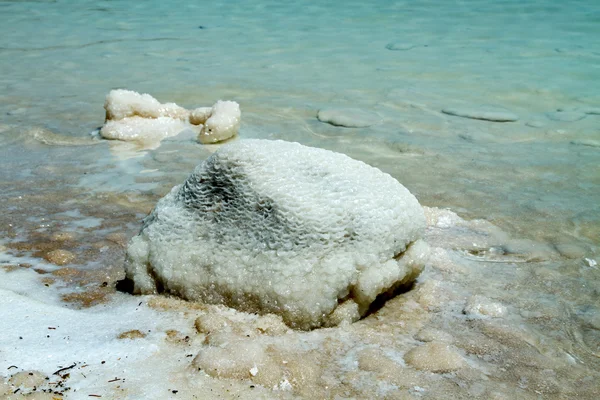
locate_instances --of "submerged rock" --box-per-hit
[317,108,381,128]
[570,139,600,148]
[442,107,519,122]
[99,89,241,145]
[125,139,428,329]
[545,111,586,122]
[385,42,421,51]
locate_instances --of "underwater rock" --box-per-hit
[385,42,421,51]
[99,89,241,145]
[125,139,428,329]
[581,107,600,115]
[570,139,600,148]
[442,107,519,122]
[545,111,586,122]
[525,120,545,128]
[317,108,381,128]
[28,127,99,146]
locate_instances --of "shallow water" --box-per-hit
[1,0,599,399]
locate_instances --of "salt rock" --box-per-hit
[99,89,241,145]
[193,341,280,384]
[198,100,241,144]
[317,108,381,128]
[442,107,519,122]
[100,116,191,143]
[125,139,428,329]
[415,327,453,343]
[104,89,189,121]
[44,249,75,266]
[404,342,465,372]
[463,295,507,318]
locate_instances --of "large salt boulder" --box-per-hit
[99,89,241,145]
[124,139,428,329]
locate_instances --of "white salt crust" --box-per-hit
[99,89,240,145]
[198,100,241,144]
[125,139,428,329]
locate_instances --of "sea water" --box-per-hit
[0,0,599,398]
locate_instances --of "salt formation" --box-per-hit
[404,342,466,372]
[197,100,242,144]
[99,89,240,145]
[125,139,428,329]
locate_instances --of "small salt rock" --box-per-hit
[253,314,289,335]
[415,280,445,311]
[585,258,597,268]
[415,327,453,343]
[189,107,212,125]
[323,300,360,327]
[195,313,232,334]
[249,365,258,376]
[277,378,293,391]
[317,108,381,128]
[404,342,466,373]
[463,295,507,318]
[193,341,280,383]
[44,249,75,266]
[50,232,75,242]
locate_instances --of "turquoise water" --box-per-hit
[1,0,599,398]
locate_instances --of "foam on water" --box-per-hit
[1,0,599,398]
